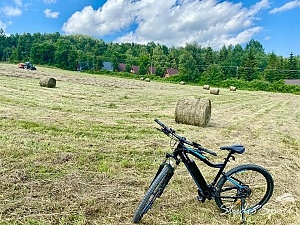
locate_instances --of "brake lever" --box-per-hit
[155,127,162,132]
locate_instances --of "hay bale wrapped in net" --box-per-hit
[210,88,220,95]
[39,77,56,88]
[175,98,211,127]
[230,86,237,91]
[203,85,210,90]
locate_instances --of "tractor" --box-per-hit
[18,62,37,70]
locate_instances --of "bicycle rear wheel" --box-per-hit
[215,164,274,214]
[133,165,174,223]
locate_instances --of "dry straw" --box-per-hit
[175,97,211,127]
[39,77,56,88]
[210,88,220,95]
[203,85,210,90]
[230,86,237,91]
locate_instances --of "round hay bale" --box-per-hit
[203,85,210,90]
[140,77,145,80]
[180,81,185,85]
[230,86,237,91]
[175,98,211,127]
[145,78,151,82]
[210,88,220,95]
[39,77,56,88]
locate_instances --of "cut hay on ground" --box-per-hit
[210,88,220,95]
[175,97,211,127]
[230,86,237,91]
[203,85,210,90]
[39,77,56,88]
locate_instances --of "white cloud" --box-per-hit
[1,6,22,16]
[62,0,270,49]
[44,9,60,18]
[269,0,300,14]
[14,0,22,7]
[43,0,57,4]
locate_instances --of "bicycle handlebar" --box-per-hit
[154,119,217,156]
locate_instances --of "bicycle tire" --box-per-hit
[215,164,274,214]
[133,165,174,223]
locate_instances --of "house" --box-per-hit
[164,68,179,77]
[102,61,113,71]
[131,65,140,74]
[118,63,126,72]
[285,79,300,86]
[148,66,156,74]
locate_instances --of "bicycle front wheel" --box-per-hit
[215,164,274,214]
[133,165,174,223]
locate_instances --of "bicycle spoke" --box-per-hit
[215,164,273,215]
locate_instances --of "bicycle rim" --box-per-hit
[215,164,273,214]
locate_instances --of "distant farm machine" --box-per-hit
[18,62,37,70]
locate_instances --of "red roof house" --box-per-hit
[131,65,140,74]
[165,68,179,77]
[118,63,126,72]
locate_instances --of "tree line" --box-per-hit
[1,28,300,87]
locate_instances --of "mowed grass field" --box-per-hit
[0,63,299,225]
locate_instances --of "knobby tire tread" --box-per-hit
[215,164,274,213]
[133,165,173,223]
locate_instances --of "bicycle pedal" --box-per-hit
[196,195,205,203]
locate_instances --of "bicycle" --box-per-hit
[133,119,274,224]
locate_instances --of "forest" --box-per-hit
[1,28,300,94]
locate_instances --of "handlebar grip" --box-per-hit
[202,148,217,156]
[155,119,217,156]
[154,118,165,128]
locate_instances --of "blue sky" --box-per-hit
[0,0,300,57]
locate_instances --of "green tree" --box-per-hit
[240,49,258,81]
[204,46,214,66]
[138,64,147,75]
[264,52,281,82]
[30,41,55,65]
[0,28,6,61]
[179,50,199,81]
[184,42,204,69]
[167,47,180,69]
[288,52,299,79]
[152,45,167,70]
[202,64,225,84]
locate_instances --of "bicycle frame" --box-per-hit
[134,119,273,225]
[167,141,236,200]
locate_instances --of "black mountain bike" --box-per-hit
[133,119,274,224]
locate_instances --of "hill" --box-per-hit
[0,63,299,225]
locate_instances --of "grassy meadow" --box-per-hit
[0,63,299,225]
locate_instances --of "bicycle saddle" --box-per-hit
[220,144,245,154]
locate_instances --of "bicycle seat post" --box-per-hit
[212,151,234,185]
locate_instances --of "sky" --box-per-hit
[0,0,300,57]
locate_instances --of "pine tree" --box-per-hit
[288,52,299,79]
[264,52,281,82]
[240,49,258,81]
